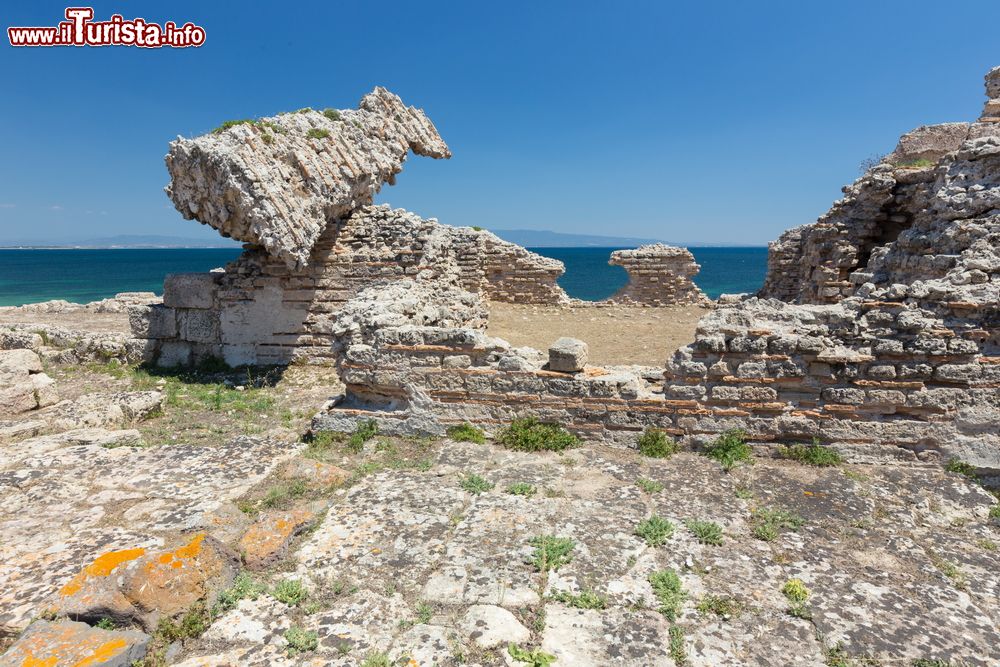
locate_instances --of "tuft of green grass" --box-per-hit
[497,417,578,452]
[272,579,308,606]
[447,422,486,444]
[215,572,266,614]
[95,617,116,630]
[636,477,664,494]
[896,158,935,169]
[668,626,688,665]
[285,626,318,655]
[977,539,997,551]
[637,427,677,458]
[260,133,274,145]
[212,118,254,134]
[470,225,484,231]
[347,419,379,452]
[322,108,342,121]
[460,473,494,495]
[528,535,575,572]
[779,442,843,467]
[703,429,752,471]
[751,507,805,542]
[260,479,308,510]
[306,128,330,139]
[696,594,743,618]
[686,519,723,546]
[990,505,1000,520]
[507,482,537,497]
[635,515,675,547]
[781,578,810,603]
[734,486,753,500]
[508,643,556,666]
[649,569,686,620]
[550,589,607,610]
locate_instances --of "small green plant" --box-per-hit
[686,519,723,545]
[497,417,578,452]
[284,626,318,655]
[636,477,664,494]
[751,507,805,542]
[470,225,484,231]
[212,118,254,133]
[668,626,688,665]
[322,108,342,121]
[945,458,977,480]
[260,132,274,145]
[550,589,607,609]
[696,594,743,618]
[930,554,967,590]
[703,429,752,471]
[215,572,266,614]
[508,643,556,666]
[460,473,495,495]
[990,505,1000,520]
[781,578,809,603]
[295,107,313,114]
[347,419,379,452]
[95,617,116,630]
[977,539,997,551]
[529,535,575,572]
[507,482,537,497]
[734,486,753,500]
[637,427,677,458]
[648,569,686,620]
[447,422,486,444]
[272,579,309,606]
[156,602,210,642]
[779,442,843,467]
[635,515,675,547]
[306,127,330,139]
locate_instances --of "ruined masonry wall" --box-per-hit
[606,244,709,306]
[131,206,568,367]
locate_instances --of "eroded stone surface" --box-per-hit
[0,619,150,667]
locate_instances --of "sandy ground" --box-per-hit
[486,302,708,367]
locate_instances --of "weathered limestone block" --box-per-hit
[548,337,588,372]
[238,503,323,570]
[163,273,221,309]
[0,620,150,667]
[981,65,1000,121]
[0,349,56,417]
[166,88,451,269]
[606,243,709,306]
[128,304,177,339]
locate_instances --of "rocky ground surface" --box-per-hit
[1,313,999,666]
[486,302,707,366]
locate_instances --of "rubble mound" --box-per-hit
[166,88,450,269]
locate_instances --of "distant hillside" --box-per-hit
[0,235,240,249]
[490,229,665,247]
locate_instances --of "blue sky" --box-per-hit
[1,1,998,245]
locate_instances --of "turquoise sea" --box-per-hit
[0,247,768,307]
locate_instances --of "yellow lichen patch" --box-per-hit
[72,639,127,667]
[59,548,147,596]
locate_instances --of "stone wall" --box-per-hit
[315,67,1000,471]
[606,244,709,306]
[133,206,568,366]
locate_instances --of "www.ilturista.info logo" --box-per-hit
[8,7,205,48]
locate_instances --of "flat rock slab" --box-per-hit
[0,436,298,634]
[0,619,149,667]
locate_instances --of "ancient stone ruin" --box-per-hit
[607,244,708,306]
[129,71,1000,476]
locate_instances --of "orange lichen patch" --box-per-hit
[239,508,316,569]
[59,548,147,596]
[20,653,57,667]
[155,533,206,568]
[72,639,127,667]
